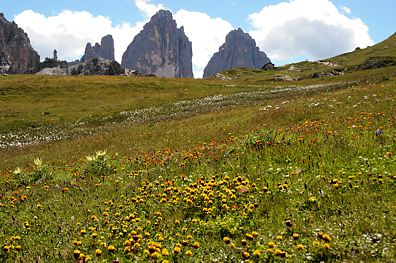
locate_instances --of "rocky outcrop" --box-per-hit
[355,56,396,70]
[71,57,123,76]
[203,28,271,78]
[0,13,40,74]
[81,35,115,62]
[121,10,193,78]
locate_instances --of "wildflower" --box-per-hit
[73,249,81,259]
[246,233,254,240]
[242,251,250,259]
[95,150,107,157]
[192,241,200,249]
[267,241,275,248]
[322,234,332,242]
[241,239,248,246]
[228,242,236,249]
[253,249,262,256]
[13,167,22,175]
[95,249,102,256]
[173,246,181,254]
[323,243,331,249]
[34,158,43,168]
[185,250,193,256]
[285,220,293,227]
[15,245,22,252]
[151,252,161,259]
[276,235,283,241]
[223,237,231,244]
[296,244,304,250]
[292,233,300,240]
[162,248,169,256]
[107,245,116,253]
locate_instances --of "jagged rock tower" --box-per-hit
[203,28,271,78]
[81,34,115,62]
[0,13,40,73]
[121,10,193,78]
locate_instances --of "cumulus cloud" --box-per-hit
[341,6,351,15]
[135,0,164,19]
[174,10,233,78]
[248,0,373,63]
[14,9,143,63]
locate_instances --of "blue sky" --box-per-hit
[1,0,394,77]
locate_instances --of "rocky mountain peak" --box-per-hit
[121,9,193,78]
[81,34,115,62]
[203,28,271,78]
[0,14,40,73]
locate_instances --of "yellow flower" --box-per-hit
[323,243,331,250]
[107,245,116,253]
[296,244,304,250]
[242,251,250,259]
[223,237,231,244]
[192,241,200,249]
[253,249,262,256]
[292,233,300,240]
[73,249,81,259]
[276,235,283,241]
[95,249,102,256]
[322,234,332,242]
[173,246,181,254]
[151,252,161,259]
[185,250,193,256]
[245,233,254,240]
[251,231,259,238]
[267,241,275,248]
[274,249,286,257]
[162,248,169,256]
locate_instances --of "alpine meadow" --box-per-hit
[1,9,396,263]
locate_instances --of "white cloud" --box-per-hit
[174,10,234,78]
[14,9,143,63]
[248,0,373,64]
[341,6,351,15]
[135,0,164,19]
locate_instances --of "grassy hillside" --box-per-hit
[0,35,396,262]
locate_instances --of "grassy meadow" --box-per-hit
[1,40,396,262]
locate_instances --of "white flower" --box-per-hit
[13,167,22,175]
[86,155,97,162]
[34,158,43,168]
[95,150,107,157]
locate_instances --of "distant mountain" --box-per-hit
[81,35,115,62]
[203,28,271,78]
[121,10,193,78]
[0,13,40,74]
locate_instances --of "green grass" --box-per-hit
[1,37,396,262]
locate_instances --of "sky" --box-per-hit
[1,0,394,78]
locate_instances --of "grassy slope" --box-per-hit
[0,34,396,262]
